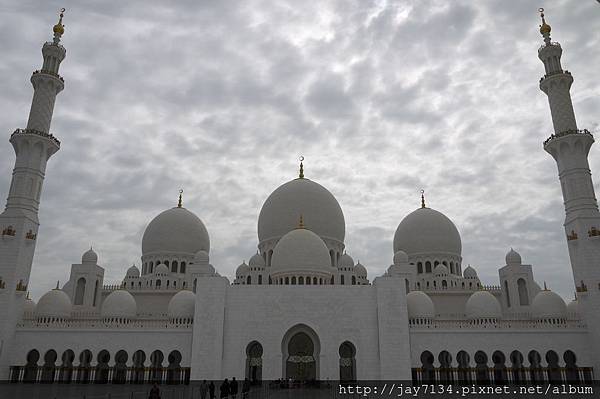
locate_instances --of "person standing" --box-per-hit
[199,379,209,399]
[148,383,161,399]
[209,381,216,399]
[230,377,238,399]
[220,378,230,399]
[242,378,250,399]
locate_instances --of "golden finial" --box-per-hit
[420,189,426,208]
[539,8,551,36]
[544,281,548,291]
[299,156,305,179]
[177,189,183,208]
[53,8,66,36]
[55,280,60,290]
[297,214,305,229]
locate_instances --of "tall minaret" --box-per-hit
[0,10,66,378]
[539,8,600,371]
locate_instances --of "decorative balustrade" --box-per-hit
[9,365,190,385]
[32,69,64,82]
[409,318,586,330]
[538,42,562,52]
[18,317,193,330]
[11,128,61,146]
[544,129,592,146]
[412,365,593,386]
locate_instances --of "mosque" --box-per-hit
[0,9,599,385]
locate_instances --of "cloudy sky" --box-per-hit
[0,0,598,301]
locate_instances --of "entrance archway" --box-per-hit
[246,341,263,384]
[282,324,320,381]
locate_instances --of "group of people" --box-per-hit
[200,378,252,399]
[148,378,252,399]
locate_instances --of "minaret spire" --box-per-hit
[178,189,183,208]
[538,8,551,45]
[53,8,66,44]
[298,156,305,179]
[420,189,426,208]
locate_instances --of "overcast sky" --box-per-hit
[0,0,598,301]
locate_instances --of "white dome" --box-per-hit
[193,250,210,264]
[567,299,579,315]
[407,291,435,319]
[142,207,210,256]
[126,265,140,278]
[154,264,169,275]
[271,228,331,274]
[23,297,36,314]
[102,290,137,319]
[532,290,567,319]
[340,253,354,268]
[393,207,461,256]
[393,250,409,266]
[463,265,478,279]
[465,291,501,320]
[36,289,72,318]
[258,178,345,244]
[506,248,522,266]
[168,290,196,319]
[434,264,448,276]
[249,253,265,268]
[82,248,98,264]
[354,262,367,277]
[236,262,250,277]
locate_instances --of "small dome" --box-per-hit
[434,264,448,276]
[82,248,98,264]
[463,265,478,279]
[340,253,354,269]
[236,262,250,277]
[393,250,409,266]
[249,253,265,269]
[258,178,345,244]
[142,207,210,257]
[532,290,567,320]
[271,228,331,274]
[23,297,37,314]
[167,290,196,319]
[393,207,461,257]
[465,291,501,320]
[126,265,140,278]
[36,289,72,318]
[566,299,579,315]
[354,262,367,277]
[194,250,210,264]
[101,290,137,319]
[407,291,435,319]
[505,248,522,266]
[154,264,169,275]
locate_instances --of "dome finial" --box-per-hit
[544,281,548,291]
[299,156,305,179]
[420,189,426,208]
[297,214,305,229]
[52,8,66,43]
[55,280,60,290]
[538,8,551,43]
[177,189,183,208]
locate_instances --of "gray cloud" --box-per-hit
[0,0,598,301]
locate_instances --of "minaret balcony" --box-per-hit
[32,69,64,83]
[543,129,592,146]
[11,128,61,147]
[539,70,570,84]
[538,41,561,53]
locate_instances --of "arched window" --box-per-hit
[74,277,86,305]
[417,262,423,274]
[313,277,318,285]
[351,276,356,285]
[420,351,435,382]
[339,341,356,382]
[167,350,182,384]
[442,280,447,288]
[247,276,251,285]
[164,260,169,267]
[405,279,410,293]
[180,262,186,273]
[341,275,345,285]
[149,262,154,273]
[193,278,197,293]
[504,280,511,307]
[299,276,304,284]
[258,275,262,285]
[156,280,161,287]
[517,278,529,305]
[330,250,335,267]
[171,261,177,273]
[449,262,454,274]
[246,341,263,384]
[292,276,297,285]
[285,277,289,285]
[425,261,432,273]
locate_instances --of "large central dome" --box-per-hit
[258,178,345,244]
[142,207,210,256]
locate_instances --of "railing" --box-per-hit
[539,70,571,83]
[538,42,562,52]
[11,128,61,146]
[409,318,586,330]
[32,69,64,82]
[412,365,593,385]
[9,365,190,385]
[544,129,592,146]
[17,317,192,329]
